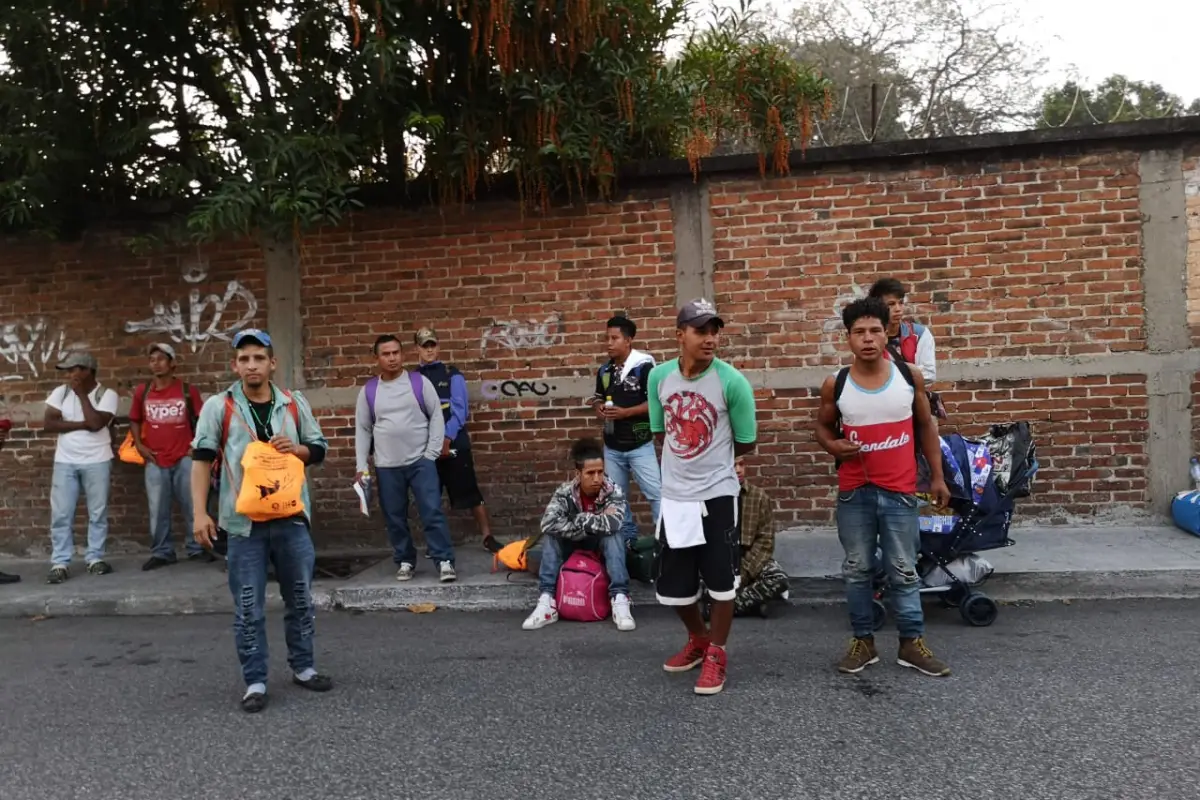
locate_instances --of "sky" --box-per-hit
[697,0,1200,105]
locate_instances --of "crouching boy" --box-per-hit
[522,438,636,632]
[734,456,790,617]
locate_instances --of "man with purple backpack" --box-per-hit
[355,334,457,583]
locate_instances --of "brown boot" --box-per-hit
[837,636,880,674]
[897,637,951,677]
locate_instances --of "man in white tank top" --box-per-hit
[815,297,952,678]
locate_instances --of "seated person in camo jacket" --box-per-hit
[734,456,789,617]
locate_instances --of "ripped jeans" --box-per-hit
[836,485,924,639]
[226,517,317,686]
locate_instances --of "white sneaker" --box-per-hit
[522,593,558,630]
[612,593,636,631]
[396,563,414,582]
[438,560,457,583]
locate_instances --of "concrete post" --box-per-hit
[670,182,715,309]
[1139,149,1193,514]
[260,233,305,390]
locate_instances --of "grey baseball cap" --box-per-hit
[56,352,98,371]
[148,342,177,360]
[676,298,725,329]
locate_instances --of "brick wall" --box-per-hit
[0,128,1196,556]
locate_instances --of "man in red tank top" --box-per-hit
[815,297,952,678]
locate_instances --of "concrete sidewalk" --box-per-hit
[2,525,1199,618]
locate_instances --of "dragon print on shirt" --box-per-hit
[663,390,718,460]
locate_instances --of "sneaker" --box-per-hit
[612,593,636,631]
[87,560,113,576]
[837,636,880,674]
[522,593,559,630]
[897,637,951,677]
[438,561,457,583]
[142,556,174,572]
[0,570,20,584]
[46,565,69,584]
[694,645,728,695]
[663,633,711,673]
[395,562,415,582]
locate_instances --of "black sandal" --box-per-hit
[241,692,267,713]
[293,673,333,692]
[482,535,502,554]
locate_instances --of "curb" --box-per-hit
[6,569,1200,618]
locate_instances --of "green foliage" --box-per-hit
[1039,75,1200,128]
[0,0,828,240]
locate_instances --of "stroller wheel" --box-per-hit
[960,592,999,627]
[871,599,887,631]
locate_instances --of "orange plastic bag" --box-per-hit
[118,431,145,465]
[234,441,307,522]
[493,538,530,572]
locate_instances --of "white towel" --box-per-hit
[658,498,708,549]
[619,349,655,382]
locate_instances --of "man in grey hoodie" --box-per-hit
[355,334,457,583]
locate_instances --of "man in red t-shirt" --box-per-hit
[129,343,210,570]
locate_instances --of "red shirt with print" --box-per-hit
[129,380,203,468]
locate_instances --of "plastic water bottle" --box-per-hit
[603,396,615,436]
[1190,457,1200,492]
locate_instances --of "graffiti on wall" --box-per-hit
[125,261,258,352]
[819,284,869,356]
[480,314,565,356]
[0,319,89,381]
[481,379,557,400]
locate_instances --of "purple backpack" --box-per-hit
[555,549,611,623]
[365,372,430,424]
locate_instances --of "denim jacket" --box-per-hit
[191,382,328,537]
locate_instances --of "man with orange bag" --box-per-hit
[189,329,332,714]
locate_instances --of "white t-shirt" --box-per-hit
[46,384,119,464]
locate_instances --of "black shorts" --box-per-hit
[655,495,741,605]
[436,448,485,510]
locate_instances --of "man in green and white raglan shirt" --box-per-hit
[649,299,757,696]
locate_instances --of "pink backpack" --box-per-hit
[555,549,611,622]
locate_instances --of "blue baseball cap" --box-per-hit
[232,329,272,349]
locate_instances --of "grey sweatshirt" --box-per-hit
[354,371,445,473]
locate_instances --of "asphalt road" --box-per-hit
[2,599,1198,800]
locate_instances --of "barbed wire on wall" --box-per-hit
[794,79,1198,149]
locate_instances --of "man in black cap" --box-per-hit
[414,327,500,553]
[649,299,758,696]
[44,351,119,584]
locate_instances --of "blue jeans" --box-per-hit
[538,533,630,598]
[836,485,924,639]
[226,518,317,686]
[49,461,111,566]
[603,442,662,543]
[146,457,201,559]
[377,458,455,566]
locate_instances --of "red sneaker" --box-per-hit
[662,634,711,673]
[694,645,727,695]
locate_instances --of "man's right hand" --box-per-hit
[194,513,217,549]
[828,439,862,459]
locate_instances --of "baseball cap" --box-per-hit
[414,327,438,346]
[676,298,725,329]
[56,352,98,372]
[148,342,177,361]
[232,329,272,349]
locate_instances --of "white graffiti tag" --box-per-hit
[0,319,88,381]
[820,284,869,356]
[125,280,259,352]
[480,315,565,355]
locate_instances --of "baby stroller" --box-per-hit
[872,422,1037,629]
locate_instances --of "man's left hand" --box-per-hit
[929,478,951,509]
[601,405,625,421]
[440,439,452,459]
